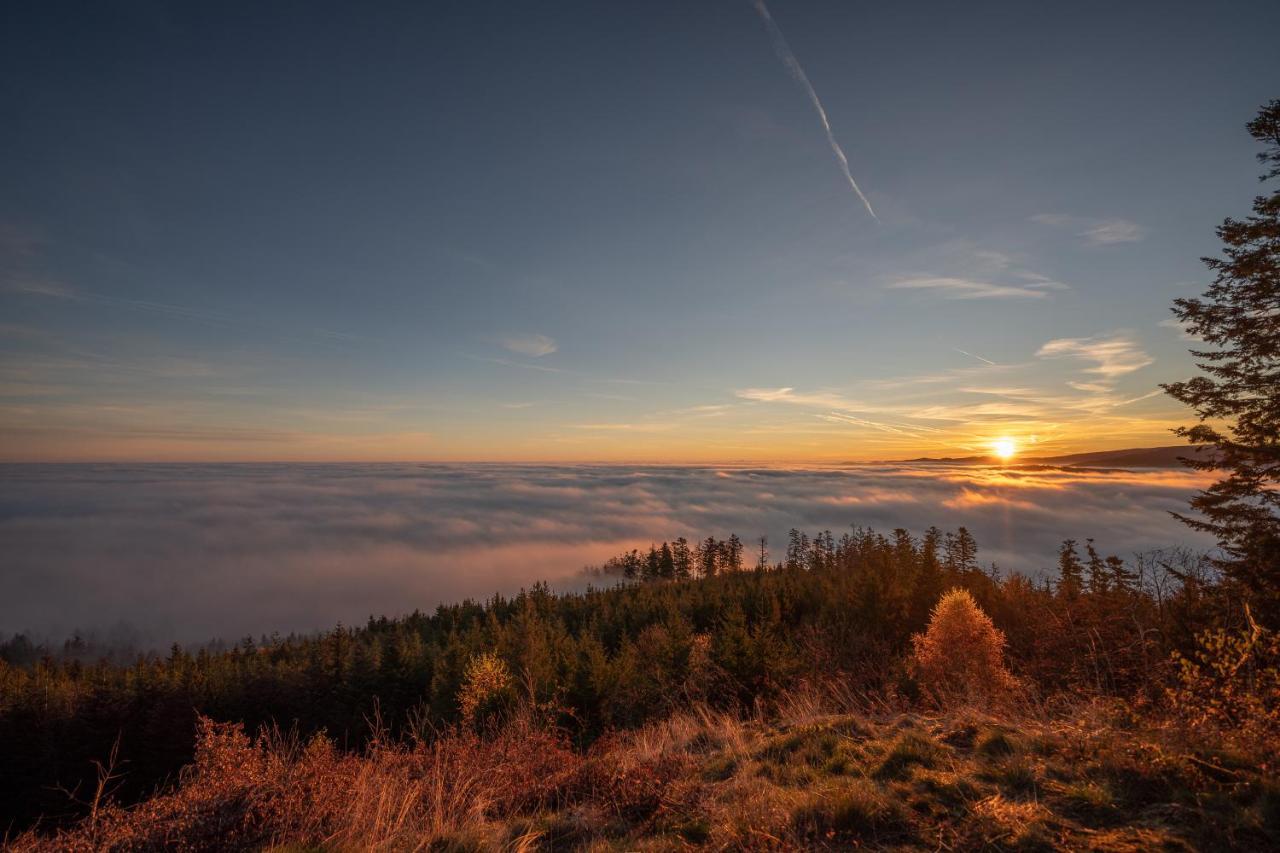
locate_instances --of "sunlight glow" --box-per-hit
[992,438,1017,460]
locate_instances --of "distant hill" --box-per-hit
[1030,445,1213,468]
[895,445,1213,468]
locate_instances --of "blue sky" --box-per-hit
[2,0,1277,461]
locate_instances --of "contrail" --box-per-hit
[954,347,997,366]
[751,0,878,222]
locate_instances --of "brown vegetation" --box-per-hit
[911,588,1019,708]
[11,689,1277,851]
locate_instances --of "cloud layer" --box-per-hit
[0,462,1214,645]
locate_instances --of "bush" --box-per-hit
[911,589,1018,707]
[458,652,515,727]
[1167,606,1280,739]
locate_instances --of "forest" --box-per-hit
[0,523,1259,839]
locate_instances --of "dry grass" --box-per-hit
[13,696,1280,851]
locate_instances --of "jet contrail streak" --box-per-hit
[751,0,878,222]
[954,348,997,366]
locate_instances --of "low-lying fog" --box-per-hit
[0,462,1215,646]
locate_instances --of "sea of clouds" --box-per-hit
[0,462,1216,646]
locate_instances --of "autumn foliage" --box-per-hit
[911,588,1018,706]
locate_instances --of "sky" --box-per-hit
[2,0,1278,463]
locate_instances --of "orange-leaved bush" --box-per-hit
[911,588,1018,706]
[458,651,515,726]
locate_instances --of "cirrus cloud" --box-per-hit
[1032,213,1146,245]
[1036,331,1154,390]
[501,333,558,357]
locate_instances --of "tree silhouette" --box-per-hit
[1163,99,1280,623]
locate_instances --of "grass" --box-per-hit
[791,779,906,840]
[12,696,1280,851]
[874,730,943,779]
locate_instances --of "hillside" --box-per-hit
[4,525,1277,849]
[11,699,1277,850]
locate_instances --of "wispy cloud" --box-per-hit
[886,277,1054,300]
[883,241,1068,303]
[737,386,866,410]
[1032,213,1146,245]
[1036,332,1154,389]
[466,354,566,374]
[750,0,877,221]
[1159,316,1204,342]
[818,411,930,437]
[568,422,674,432]
[500,333,558,357]
[1082,220,1145,245]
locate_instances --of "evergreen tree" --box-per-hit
[699,537,720,578]
[671,537,692,580]
[944,527,978,574]
[1085,539,1110,595]
[621,549,641,581]
[1163,100,1280,623]
[785,528,809,570]
[1057,540,1084,599]
[658,542,676,580]
[1106,555,1137,594]
[642,546,661,583]
[724,534,744,572]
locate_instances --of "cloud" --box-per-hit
[1159,316,1204,342]
[500,334,558,357]
[737,386,869,411]
[1032,213,1146,245]
[886,277,1054,300]
[569,422,674,432]
[750,0,877,221]
[1081,219,1145,245]
[468,354,565,374]
[0,463,1214,645]
[1036,332,1154,387]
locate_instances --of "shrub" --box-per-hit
[458,651,515,727]
[911,589,1018,707]
[1166,606,1280,738]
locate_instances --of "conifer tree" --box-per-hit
[1085,539,1110,595]
[671,537,692,580]
[725,534,744,572]
[699,537,720,578]
[1163,100,1280,623]
[1057,540,1084,599]
[658,542,676,580]
[944,527,979,573]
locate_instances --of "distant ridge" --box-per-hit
[1031,445,1211,468]
[895,446,1212,469]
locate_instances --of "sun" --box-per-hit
[992,438,1017,461]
